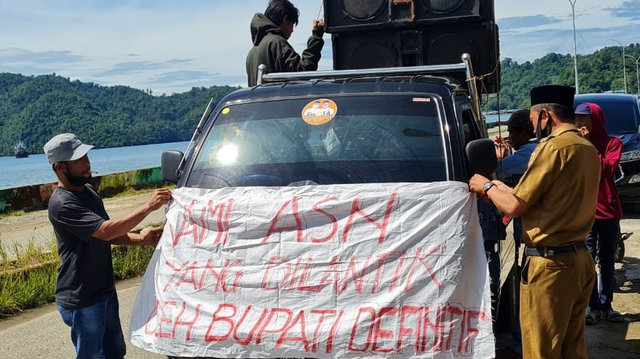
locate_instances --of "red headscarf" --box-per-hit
[586,103,612,154]
[581,102,623,219]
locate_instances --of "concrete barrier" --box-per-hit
[0,167,163,213]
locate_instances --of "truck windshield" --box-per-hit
[185,95,447,188]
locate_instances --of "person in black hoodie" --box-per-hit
[246,0,324,86]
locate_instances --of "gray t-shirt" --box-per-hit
[48,184,113,309]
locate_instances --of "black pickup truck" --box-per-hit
[159,59,518,358]
[164,62,493,189]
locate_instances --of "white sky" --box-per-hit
[1,0,639,95]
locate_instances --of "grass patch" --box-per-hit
[112,245,156,280]
[0,209,27,221]
[0,240,58,271]
[0,239,155,318]
[0,261,57,317]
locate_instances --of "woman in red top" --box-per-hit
[574,102,624,323]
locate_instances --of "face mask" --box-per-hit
[536,109,551,141]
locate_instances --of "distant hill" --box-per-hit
[484,44,640,111]
[2,44,639,156]
[0,73,239,157]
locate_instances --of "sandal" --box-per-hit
[585,308,599,325]
[603,309,625,322]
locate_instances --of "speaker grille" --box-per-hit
[423,0,467,14]
[333,32,401,69]
[341,0,388,20]
[325,0,494,31]
[331,23,500,93]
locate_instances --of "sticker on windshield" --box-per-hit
[302,99,337,125]
[221,108,230,115]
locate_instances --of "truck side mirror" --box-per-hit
[465,138,497,177]
[161,150,184,184]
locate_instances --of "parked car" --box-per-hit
[574,93,640,210]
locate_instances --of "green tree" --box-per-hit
[482,44,640,112]
[0,74,239,156]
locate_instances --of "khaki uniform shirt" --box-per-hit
[513,124,600,247]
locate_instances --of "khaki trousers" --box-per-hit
[520,249,595,359]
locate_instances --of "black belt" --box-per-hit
[525,241,588,258]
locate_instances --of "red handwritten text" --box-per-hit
[143,301,490,356]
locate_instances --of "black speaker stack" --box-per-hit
[325,0,500,93]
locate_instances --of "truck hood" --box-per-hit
[621,133,640,153]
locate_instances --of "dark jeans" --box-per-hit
[513,217,523,243]
[510,245,526,354]
[58,291,126,359]
[585,218,619,311]
[484,241,501,317]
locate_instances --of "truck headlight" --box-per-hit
[629,174,640,184]
[620,150,640,162]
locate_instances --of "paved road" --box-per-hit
[0,277,166,359]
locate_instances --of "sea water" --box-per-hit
[0,141,189,190]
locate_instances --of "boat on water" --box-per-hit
[14,139,29,158]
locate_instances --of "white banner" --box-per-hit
[130,182,495,358]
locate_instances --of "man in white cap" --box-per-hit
[44,133,172,359]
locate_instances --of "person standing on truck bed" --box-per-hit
[469,85,599,359]
[44,133,172,359]
[246,0,325,86]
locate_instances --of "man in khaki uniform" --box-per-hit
[469,85,599,359]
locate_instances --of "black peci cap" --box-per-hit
[530,85,575,108]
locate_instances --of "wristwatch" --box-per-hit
[481,181,495,197]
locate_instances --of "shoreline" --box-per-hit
[0,167,163,214]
